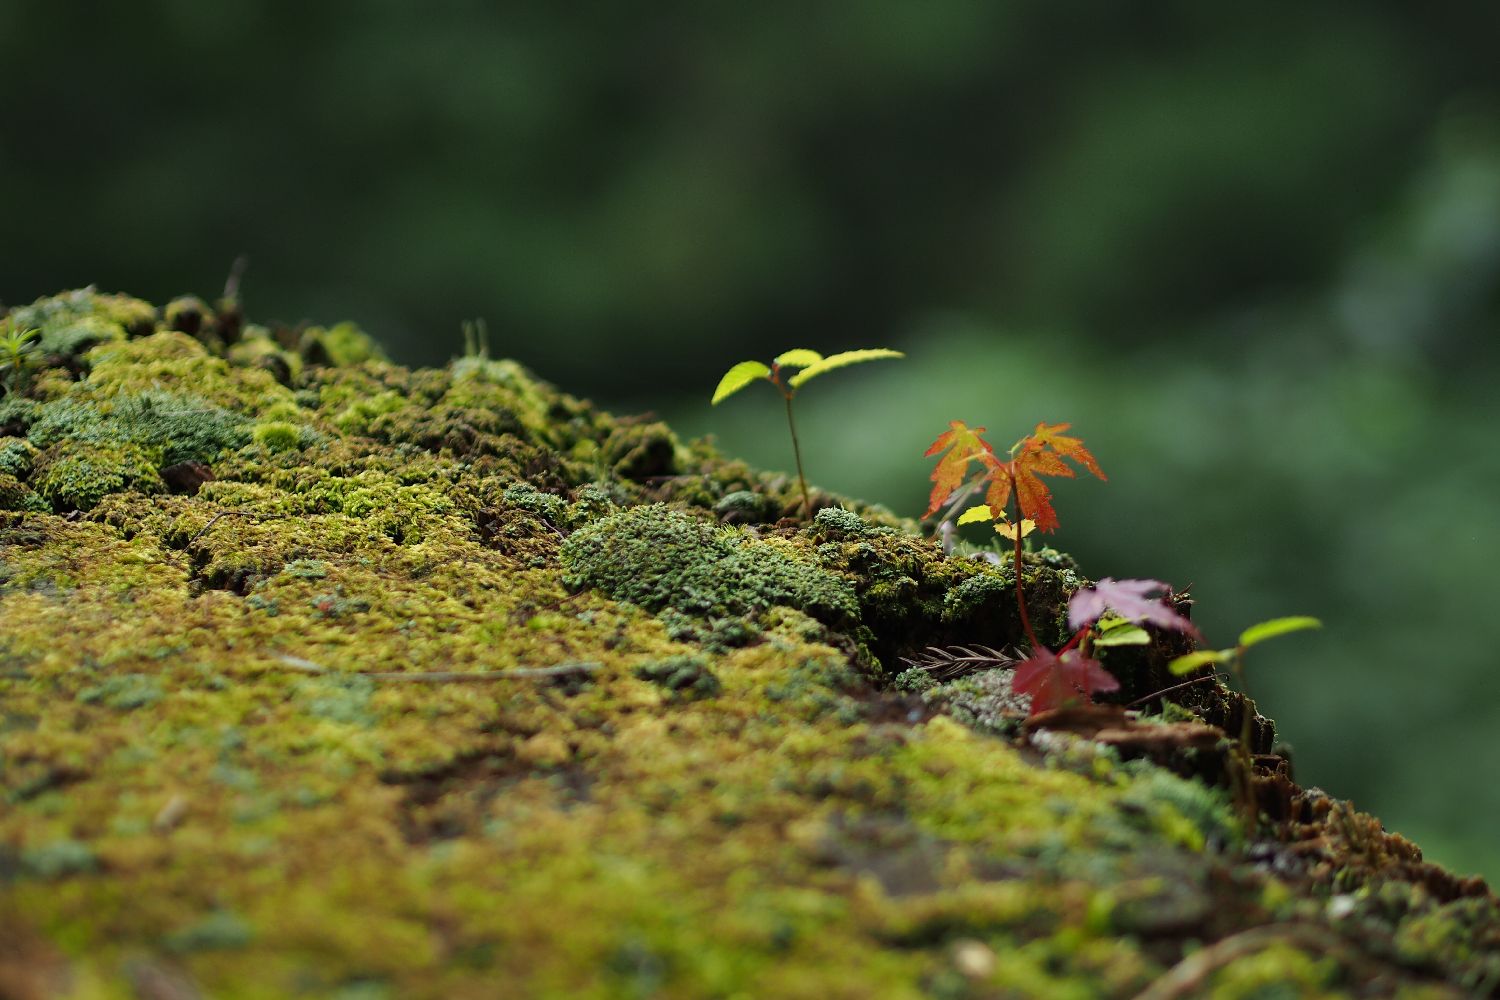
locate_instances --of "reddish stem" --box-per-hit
[1010,471,1041,651]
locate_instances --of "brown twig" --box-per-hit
[1125,673,1219,707]
[271,654,601,683]
[187,510,278,544]
[1133,923,1402,1000]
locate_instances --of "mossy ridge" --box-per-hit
[0,289,1495,998]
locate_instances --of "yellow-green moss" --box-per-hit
[31,439,163,511]
[1,289,1496,1000]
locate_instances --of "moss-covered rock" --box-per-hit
[0,288,1495,999]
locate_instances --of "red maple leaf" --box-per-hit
[1011,646,1119,715]
[923,420,1000,518]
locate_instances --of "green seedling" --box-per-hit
[1168,615,1323,820]
[0,324,41,395]
[712,348,902,519]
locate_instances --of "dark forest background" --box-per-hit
[3,2,1499,879]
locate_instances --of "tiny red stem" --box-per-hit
[1010,470,1041,651]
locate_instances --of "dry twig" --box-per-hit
[270,654,601,683]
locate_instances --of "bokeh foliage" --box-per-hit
[3,2,1499,877]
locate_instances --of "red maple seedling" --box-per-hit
[924,421,1107,696]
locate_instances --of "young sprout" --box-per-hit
[712,348,903,519]
[927,421,1104,653]
[1168,615,1323,821]
[0,324,41,395]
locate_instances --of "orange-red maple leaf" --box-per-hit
[1028,421,1104,479]
[925,420,1105,531]
[923,421,999,518]
[1006,422,1107,532]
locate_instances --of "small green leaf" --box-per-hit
[1238,616,1322,649]
[711,361,773,405]
[1094,623,1150,647]
[773,349,823,369]
[956,504,993,525]
[1168,650,1229,675]
[786,349,903,389]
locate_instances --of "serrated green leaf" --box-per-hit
[956,504,993,525]
[1167,650,1229,675]
[1094,624,1150,647]
[786,349,903,389]
[773,349,823,369]
[1238,616,1322,649]
[711,361,772,405]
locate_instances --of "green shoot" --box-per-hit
[712,348,903,519]
[1169,615,1322,821]
[460,318,490,360]
[0,324,41,395]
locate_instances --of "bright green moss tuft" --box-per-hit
[252,420,304,452]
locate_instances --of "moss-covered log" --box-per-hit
[0,290,1496,998]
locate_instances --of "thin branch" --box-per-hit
[1125,673,1219,707]
[187,510,280,544]
[1133,924,1397,1000]
[271,654,601,683]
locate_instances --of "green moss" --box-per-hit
[1118,762,1241,851]
[1202,941,1338,998]
[633,655,721,701]
[164,911,256,954]
[21,839,99,878]
[252,420,304,452]
[301,321,386,367]
[28,390,250,467]
[0,436,37,477]
[0,289,1493,999]
[8,288,155,358]
[0,472,48,512]
[32,439,163,510]
[561,503,858,625]
[76,672,166,710]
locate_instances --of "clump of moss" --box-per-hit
[0,437,37,477]
[713,489,776,525]
[7,288,156,360]
[28,390,250,467]
[633,655,721,701]
[0,473,48,512]
[602,419,680,481]
[299,321,386,367]
[32,440,163,511]
[561,504,858,625]
[251,421,304,452]
[76,672,166,710]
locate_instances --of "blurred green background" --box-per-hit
[3,3,1498,879]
